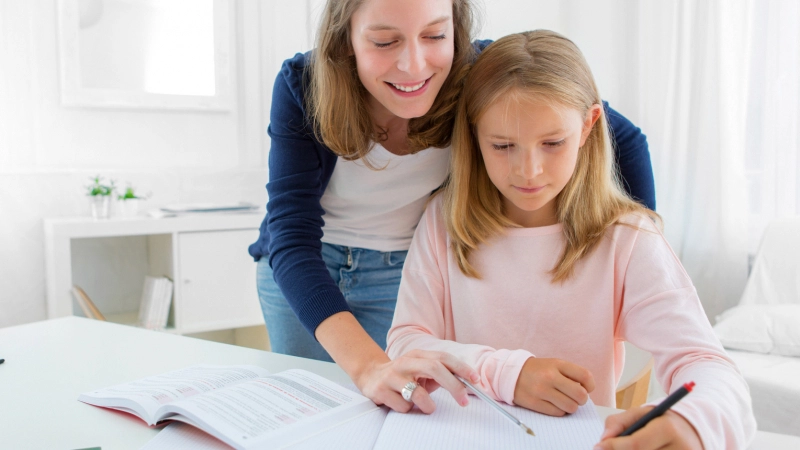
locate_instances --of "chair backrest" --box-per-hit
[739,217,800,306]
[71,285,106,321]
[616,342,654,410]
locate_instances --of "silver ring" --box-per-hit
[401,381,418,402]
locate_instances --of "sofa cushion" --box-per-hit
[714,304,800,357]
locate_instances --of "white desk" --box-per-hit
[1,318,797,450]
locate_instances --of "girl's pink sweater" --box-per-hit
[387,196,756,449]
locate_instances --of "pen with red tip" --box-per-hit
[619,381,695,436]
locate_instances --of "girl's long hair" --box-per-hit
[307,0,476,164]
[445,30,660,282]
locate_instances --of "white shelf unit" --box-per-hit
[44,212,266,334]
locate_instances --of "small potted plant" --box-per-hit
[86,175,115,219]
[117,184,148,217]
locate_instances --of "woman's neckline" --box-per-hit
[370,141,432,158]
[375,131,412,156]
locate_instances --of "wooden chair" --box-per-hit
[615,342,654,410]
[71,285,106,321]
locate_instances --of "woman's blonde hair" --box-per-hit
[307,0,476,162]
[445,30,660,282]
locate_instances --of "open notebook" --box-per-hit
[141,387,604,449]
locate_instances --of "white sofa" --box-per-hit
[726,349,800,435]
[713,217,800,436]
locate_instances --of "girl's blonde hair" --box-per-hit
[307,0,476,163]
[445,30,660,282]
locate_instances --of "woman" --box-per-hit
[248,0,655,413]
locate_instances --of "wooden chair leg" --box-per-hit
[616,364,652,410]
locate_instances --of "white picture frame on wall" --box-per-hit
[56,0,235,111]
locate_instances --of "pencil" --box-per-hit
[456,375,535,436]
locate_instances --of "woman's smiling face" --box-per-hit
[350,0,454,120]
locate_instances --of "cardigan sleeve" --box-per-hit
[262,55,352,337]
[604,102,656,210]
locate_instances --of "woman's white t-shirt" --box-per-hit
[319,143,450,252]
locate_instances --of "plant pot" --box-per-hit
[117,198,142,218]
[89,196,111,219]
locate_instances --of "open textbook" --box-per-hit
[80,365,604,449]
[78,365,378,449]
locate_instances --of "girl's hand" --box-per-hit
[513,357,595,416]
[594,406,703,450]
[355,349,480,414]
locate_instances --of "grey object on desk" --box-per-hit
[160,202,259,213]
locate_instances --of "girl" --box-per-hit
[248,0,656,414]
[386,30,756,448]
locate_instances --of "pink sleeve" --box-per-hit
[617,220,756,449]
[386,200,532,405]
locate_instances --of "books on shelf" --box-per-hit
[79,365,605,450]
[138,276,173,330]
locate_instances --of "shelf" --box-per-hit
[45,211,264,239]
[45,211,265,336]
[103,312,181,335]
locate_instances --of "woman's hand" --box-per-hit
[315,312,478,414]
[513,357,595,416]
[355,349,480,414]
[594,407,703,450]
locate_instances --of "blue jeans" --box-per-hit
[257,243,407,362]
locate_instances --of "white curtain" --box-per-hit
[630,0,800,321]
[744,1,800,254]
[631,0,752,322]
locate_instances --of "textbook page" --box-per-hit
[140,422,232,450]
[141,408,389,450]
[166,369,379,450]
[373,389,604,450]
[78,365,271,425]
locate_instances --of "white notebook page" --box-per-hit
[373,389,604,449]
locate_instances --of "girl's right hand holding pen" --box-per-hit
[513,357,595,416]
[595,381,701,450]
[594,406,702,450]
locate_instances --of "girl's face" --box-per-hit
[476,95,600,228]
[350,0,454,121]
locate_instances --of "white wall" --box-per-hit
[479,0,642,116]
[0,1,316,327]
